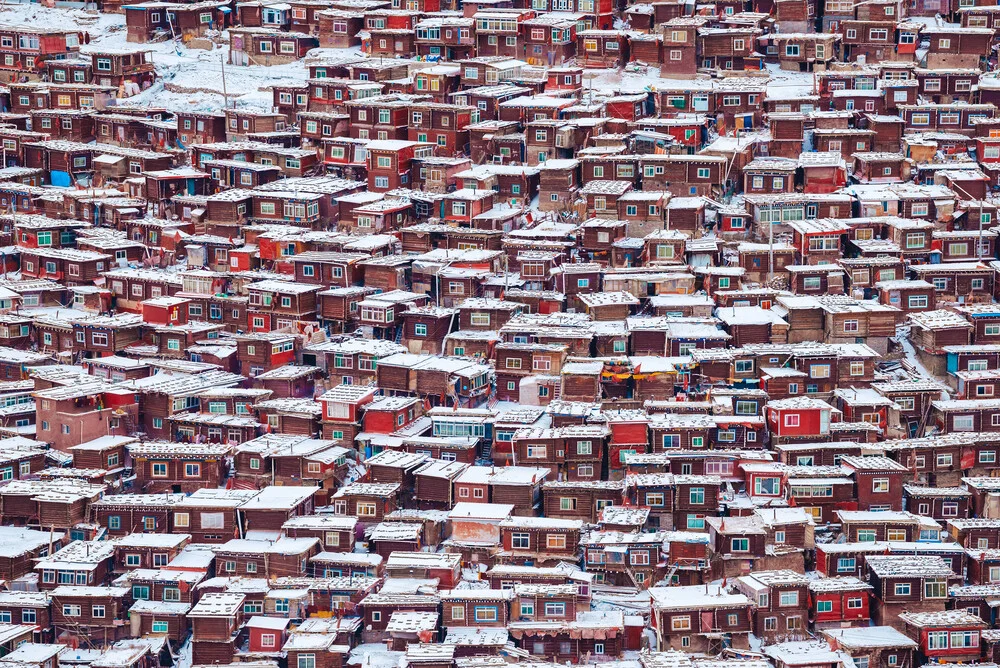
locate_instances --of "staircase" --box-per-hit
[479,440,493,463]
[551,383,562,401]
[394,327,403,344]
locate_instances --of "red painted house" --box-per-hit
[900,610,986,664]
[605,410,650,476]
[141,296,189,327]
[247,616,291,653]
[765,397,834,442]
[361,396,423,434]
[440,189,496,225]
[366,139,435,192]
[786,219,848,265]
[317,384,378,443]
[319,385,377,423]
[808,577,873,629]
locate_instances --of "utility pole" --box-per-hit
[220,52,229,109]
[768,214,774,286]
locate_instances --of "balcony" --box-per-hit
[122,63,155,75]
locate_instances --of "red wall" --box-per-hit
[609,422,648,445]
[609,442,647,470]
[813,591,869,624]
[363,410,401,434]
[769,408,822,437]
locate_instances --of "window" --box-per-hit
[544,602,566,617]
[779,591,799,606]
[474,607,497,622]
[672,616,691,631]
[925,579,947,598]
[857,529,877,542]
[802,364,830,382]
[894,583,911,596]
[816,600,833,613]
[546,535,566,550]
[731,538,749,552]
[954,415,975,431]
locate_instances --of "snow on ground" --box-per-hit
[581,62,816,101]
[2,0,817,115]
[583,65,666,94]
[896,325,951,400]
[175,636,192,668]
[348,644,405,668]
[761,63,815,97]
[905,15,960,30]
[1,0,361,114]
[591,588,652,613]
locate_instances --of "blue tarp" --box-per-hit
[50,171,72,187]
